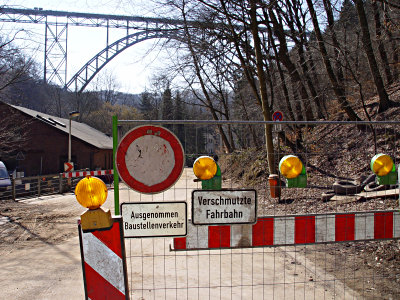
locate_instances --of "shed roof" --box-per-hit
[10,104,113,150]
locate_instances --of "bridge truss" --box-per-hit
[0,7,193,92]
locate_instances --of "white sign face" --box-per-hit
[121,202,187,238]
[125,135,175,186]
[192,190,257,225]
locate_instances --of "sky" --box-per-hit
[0,0,175,94]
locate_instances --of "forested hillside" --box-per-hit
[0,0,399,164]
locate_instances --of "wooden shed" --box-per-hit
[0,102,113,176]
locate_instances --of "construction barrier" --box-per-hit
[114,120,400,299]
[173,210,400,250]
[63,169,113,178]
[78,217,129,300]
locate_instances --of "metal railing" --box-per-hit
[0,174,80,201]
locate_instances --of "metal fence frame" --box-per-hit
[112,118,400,300]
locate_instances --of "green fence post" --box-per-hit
[202,164,221,190]
[112,115,120,215]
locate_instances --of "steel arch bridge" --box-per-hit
[0,7,190,92]
[66,30,177,93]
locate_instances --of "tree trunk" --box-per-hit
[306,0,361,121]
[238,93,260,148]
[287,0,325,119]
[353,0,392,112]
[297,44,325,119]
[181,4,233,152]
[372,0,393,85]
[323,0,346,92]
[267,8,311,121]
[266,21,296,121]
[383,8,399,80]
[249,0,276,173]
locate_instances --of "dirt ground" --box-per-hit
[0,197,81,253]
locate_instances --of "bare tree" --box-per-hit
[86,102,142,135]
[0,103,31,160]
[353,0,393,112]
[306,0,361,121]
[0,31,35,95]
[371,0,394,85]
[91,70,121,105]
[179,0,235,153]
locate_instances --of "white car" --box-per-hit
[0,161,11,191]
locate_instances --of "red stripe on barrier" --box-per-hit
[374,212,393,239]
[335,214,355,241]
[295,216,315,244]
[209,226,230,248]
[92,222,123,259]
[84,262,125,300]
[252,217,274,246]
[174,237,187,250]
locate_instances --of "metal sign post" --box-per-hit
[272,111,283,132]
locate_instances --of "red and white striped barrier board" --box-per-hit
[172,210,400,251]
[78,217,129,300]
[63,169,113,178]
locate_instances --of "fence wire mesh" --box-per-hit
[117,120,400,300]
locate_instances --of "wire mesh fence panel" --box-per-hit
[116,120,400,300]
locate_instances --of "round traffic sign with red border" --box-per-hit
[272,111,283,121]
[116,125,185,194]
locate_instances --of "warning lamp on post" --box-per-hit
[279,155,307,188]
[193,156,221,190]
[370,153,397,185]
[75,175,113,231]
[193,156,217,180]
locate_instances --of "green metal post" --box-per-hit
[112,115,120,215]
[201,164,222,190]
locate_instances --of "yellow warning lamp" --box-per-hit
[279,155,307,188]
[370,154,393,177]
[75,176,112,231]
[279,155,303,179]
[370,153,397,185]
[193,156,218,180]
